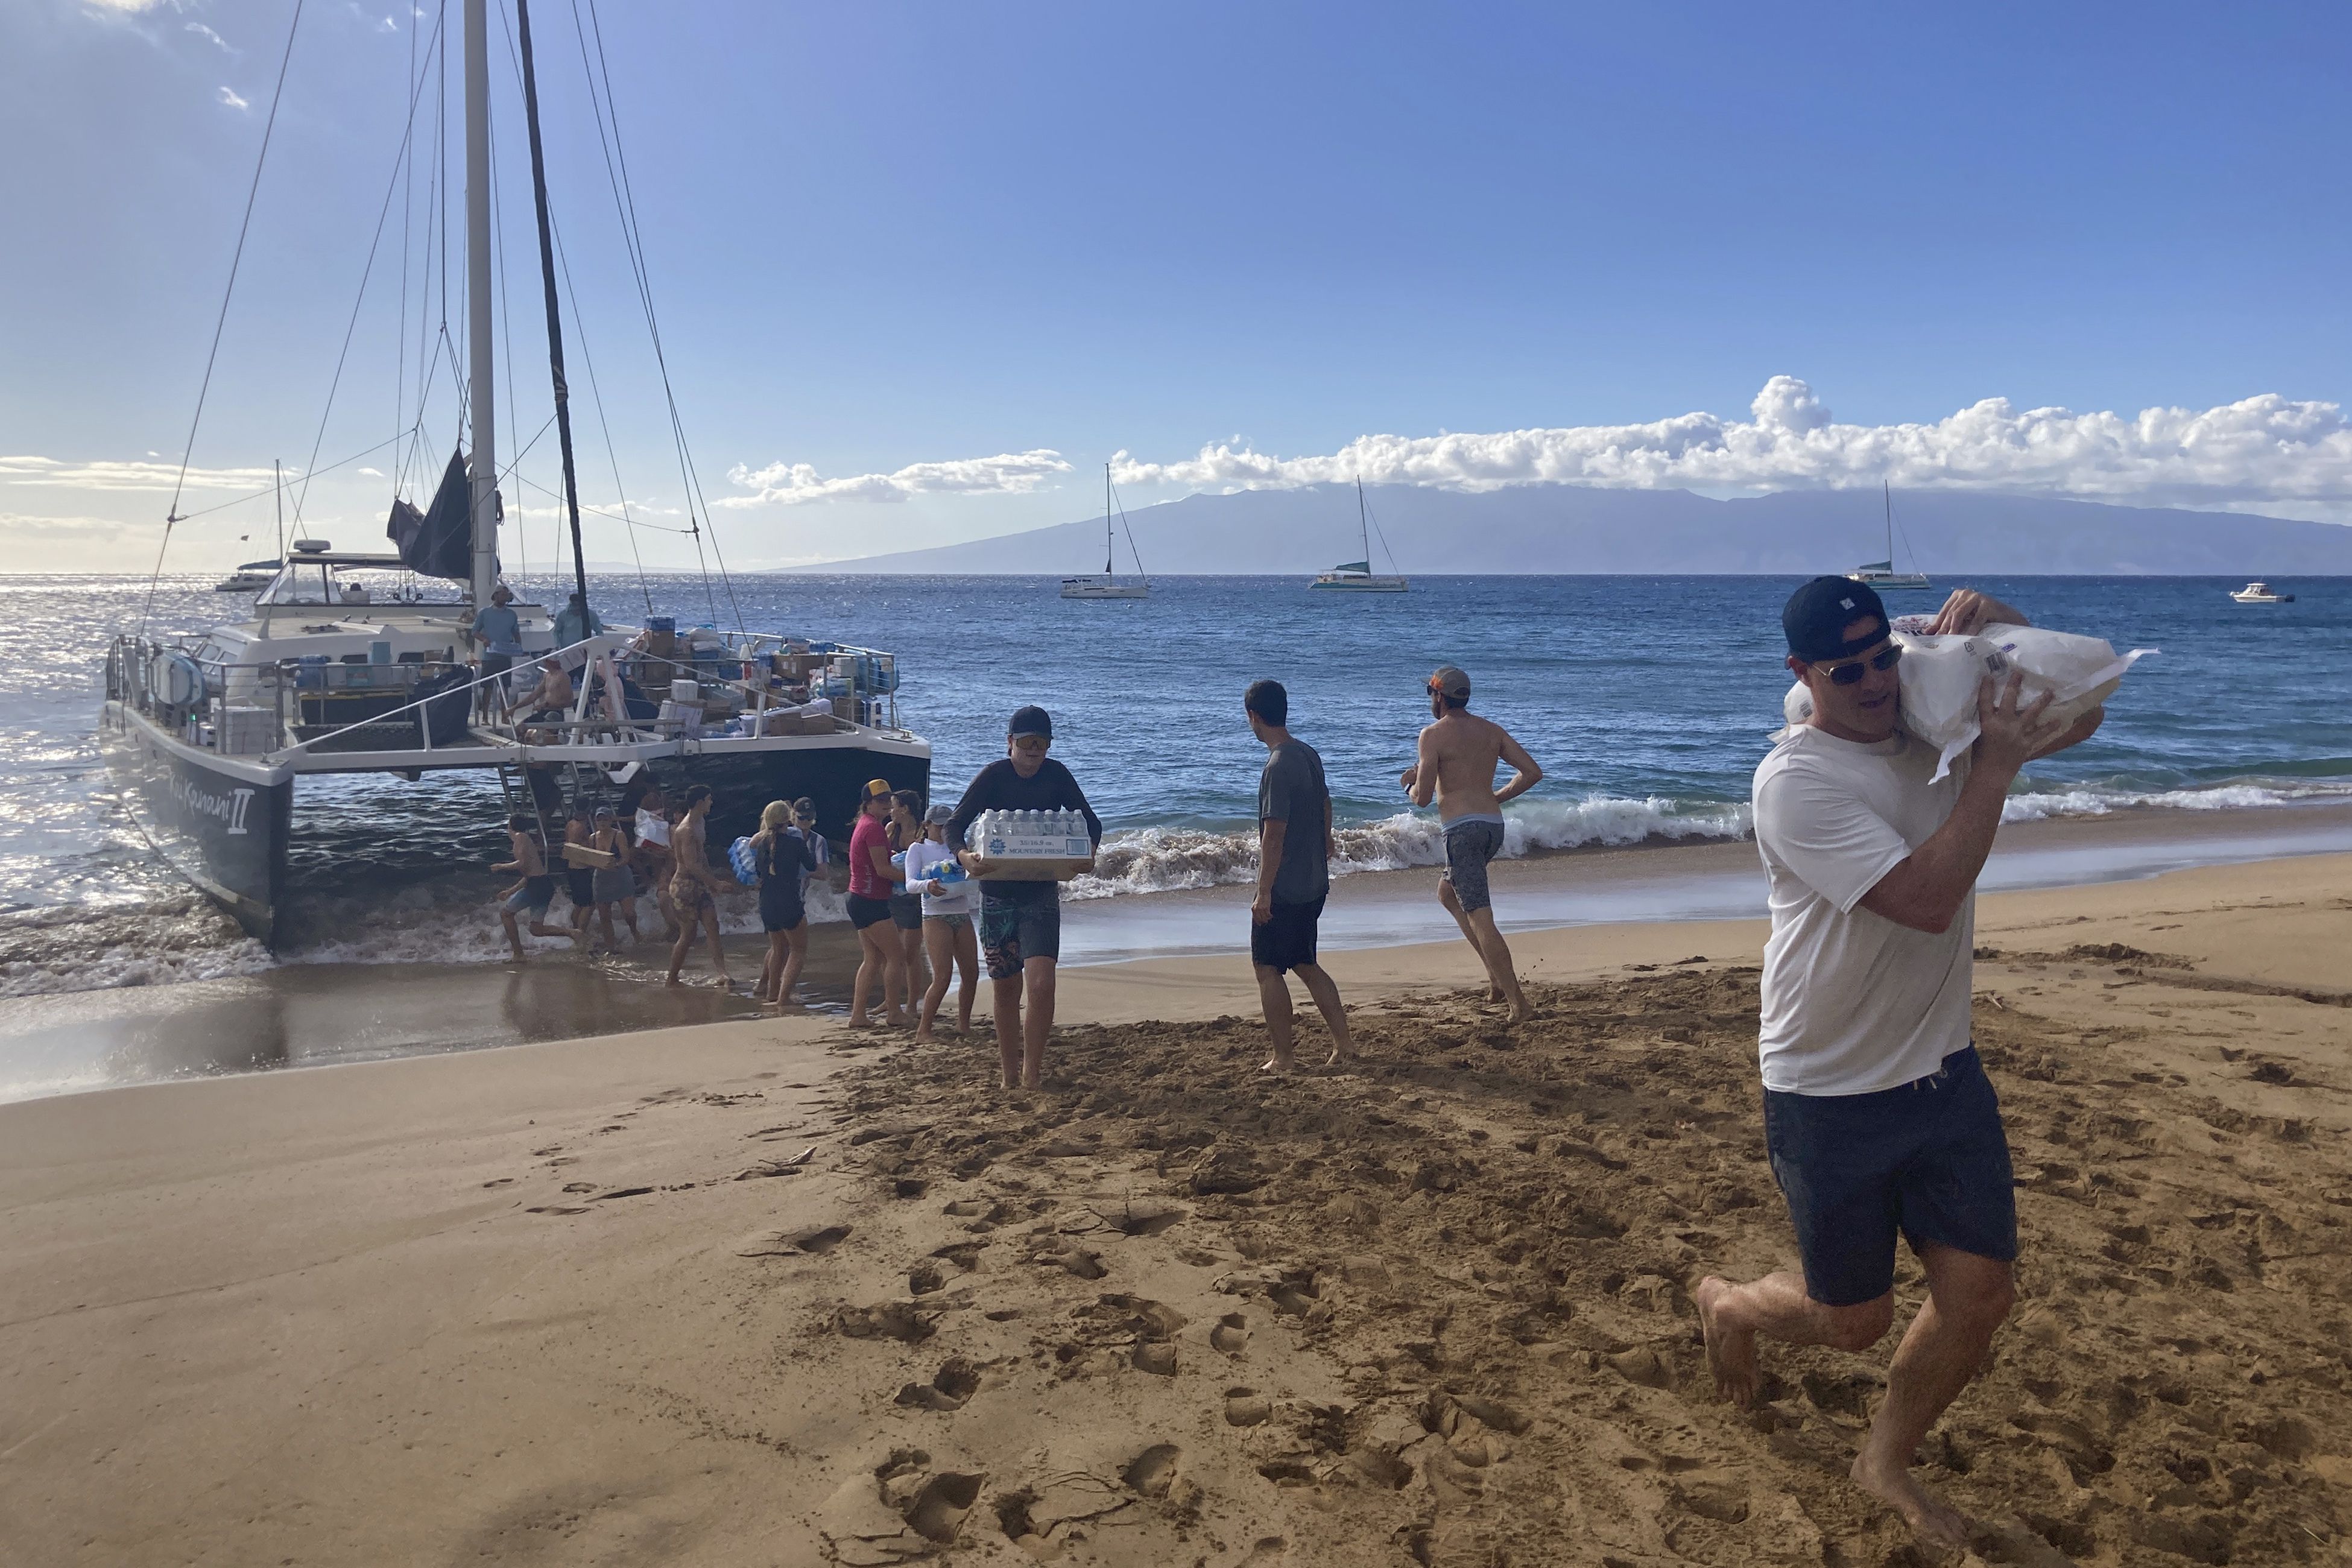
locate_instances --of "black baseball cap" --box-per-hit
[1008,704,1053,741]
[1783,577,1889,663]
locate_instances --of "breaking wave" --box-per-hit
[1067,795,1757,900]
[2002,777,2352,823]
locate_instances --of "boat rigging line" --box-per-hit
[144,0,308,633]
[291,1,448,528]
[571,0,746,635]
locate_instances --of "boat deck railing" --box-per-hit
[106,628,911,772]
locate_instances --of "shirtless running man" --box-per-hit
[1400,665,1541,1025]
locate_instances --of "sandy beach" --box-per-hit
[3,850,2348,1566]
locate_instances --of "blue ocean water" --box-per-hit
[1,572,2346,994]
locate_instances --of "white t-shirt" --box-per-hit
[1752,725,1973,1096]
[634,808,671,847]
[902,839,972,917]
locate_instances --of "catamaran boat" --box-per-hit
[1846,482,1932,592]
[101,0,928,946]
[2230,581,2294,604]
[1060,464,1149,599]
[1309,479,1408,593]
[213,558,281,593]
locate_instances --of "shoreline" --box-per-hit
[2,850,2346,1561]
[6,797,2351,1104]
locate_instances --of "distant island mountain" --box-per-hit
[778,485,2352,577]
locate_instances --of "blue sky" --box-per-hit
[4,1,2348,571]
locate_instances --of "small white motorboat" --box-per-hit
[2229,581,2294,604]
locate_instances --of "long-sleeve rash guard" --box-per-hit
[946,757,1102,903]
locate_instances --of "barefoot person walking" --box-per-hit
[846,780,908,1029]
[751,800,815,1005]
[1245,680,1353,1072]
[948,706,1101,1090]
[1400,665,1541,1025]
[1693,580,2102,1552]
[905,803,979,1043]
[664,785,733,989]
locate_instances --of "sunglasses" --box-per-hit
[1814,643,1903,685]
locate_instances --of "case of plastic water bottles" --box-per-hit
[969,809,1093,880]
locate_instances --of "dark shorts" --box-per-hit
[565,867,596,909]
[979,894,1061,980]
[1440,817,1505,914]
[504,874,555,916]
[847,893,894,931]
[1764,1045,2017,1308]
[1251,896,1325,974]
[889,891,923,931]
[759,883,806,934]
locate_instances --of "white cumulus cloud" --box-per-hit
[218,86,249,110]
[718,449,1072,508]
[1108,378,2352,514]
[186,21,232,51]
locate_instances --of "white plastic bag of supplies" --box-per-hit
[1780,622,2155,780]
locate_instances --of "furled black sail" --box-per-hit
[386,449,475,580]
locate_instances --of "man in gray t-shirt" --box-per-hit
[1245,680,1352,1072]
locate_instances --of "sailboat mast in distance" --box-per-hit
[1105,464,1114,575]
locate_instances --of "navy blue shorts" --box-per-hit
[1763,1045,2016,1307]
[1250,896,1324,974]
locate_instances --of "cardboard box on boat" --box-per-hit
[561,843,621,869]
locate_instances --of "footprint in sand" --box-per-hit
[1121,1443,1181,1499]
[1225,1388,1271,1426]
[733,1224,851,1258]
[894,1358,981,1412]
[907,1261,946,1295]
[836,1301,937,1344]
[1210,1313,1251,1355]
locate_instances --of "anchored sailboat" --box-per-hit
[101,0,929,945]
[1060,464,1149,599]
[1310,479,1408,592]
[1847,482,1932,592]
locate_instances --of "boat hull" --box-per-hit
[100,701,292,946]
[620,737,932,848]
[1060,581,1148,599]
[1847,572,1933,592]
[1309,577,1408,593]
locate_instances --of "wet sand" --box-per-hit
[7,801,2351,1104]
[2,850,2348,1564]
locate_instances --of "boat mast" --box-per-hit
[514,0,591,616]
[273,458,284,561]
[1358,477,1370,564]
[1104,464,1113,577]
[1883,480,1894,566]
[462,0,498,610]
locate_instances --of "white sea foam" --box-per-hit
[1067,795,1756,900]
[0,896,273,999]
[2002,779,2352,822]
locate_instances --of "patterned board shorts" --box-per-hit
[979,897,1061,980]
[1440,817,1506,914]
